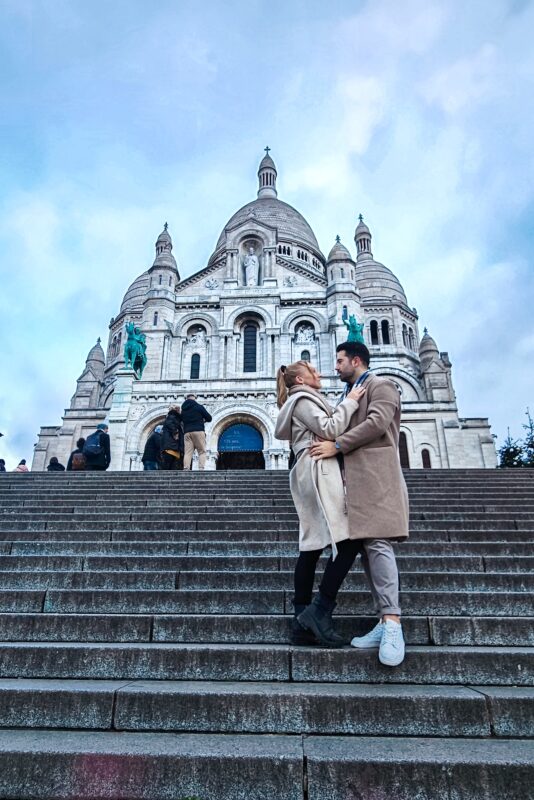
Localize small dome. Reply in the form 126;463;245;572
258;153;277;172
152;250;178;270
355;260;407;304
119;271;149;314
327;237;353;263
156;223;172;244
355;215;370;236
419;328;439;356
86;338;105;364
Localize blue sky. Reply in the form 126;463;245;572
1;0;533;468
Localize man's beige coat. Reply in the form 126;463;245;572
274;385;359;553
336;373;409;540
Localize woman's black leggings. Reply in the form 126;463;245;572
293;539;361;608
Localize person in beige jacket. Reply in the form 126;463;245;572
275;360;366;647
309;340;409;667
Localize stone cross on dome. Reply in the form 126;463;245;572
335;235;341;243
264;146;271;156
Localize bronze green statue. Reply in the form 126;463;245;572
124;321;147;378
343;313;365;344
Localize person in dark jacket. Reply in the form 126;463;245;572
67;438;86;471
182;394;212;470
47;456;65;472
160;408;184;470
0;459;6;472
83;423;111;471
142;425;163;470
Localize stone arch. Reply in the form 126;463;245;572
208;406;274;452
419;441;438;468
177;312;218;338
282;308;328;335
229;306;271;332
372;369;425;401
126;404;170;454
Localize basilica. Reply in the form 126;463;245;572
33;151;497;470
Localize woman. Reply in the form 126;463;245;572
14;459;29;473
46;457;65;472
160;407;184;470
275;360;365;647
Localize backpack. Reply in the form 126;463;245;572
83;431;103;457
71;451;86;471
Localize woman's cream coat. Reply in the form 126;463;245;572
274;385;359;554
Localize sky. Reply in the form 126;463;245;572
0;0;533;468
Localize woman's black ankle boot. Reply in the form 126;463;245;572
297;595;346;648
291;603;318;646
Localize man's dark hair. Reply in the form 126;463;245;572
76;438;85;449
336;341;371;366
186;394;196;399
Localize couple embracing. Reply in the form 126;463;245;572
275;340;409;667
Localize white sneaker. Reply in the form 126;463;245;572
350;621;383;649
378;620;405;667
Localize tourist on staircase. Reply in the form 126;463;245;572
181;394;212;470
46;456;65;472
142;425;163;470
160;407;184;470
309;341;409;667
83;423;111;471
66;438;86;471
275;360;366;647
14;459;29;472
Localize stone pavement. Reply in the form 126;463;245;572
0;469;533;799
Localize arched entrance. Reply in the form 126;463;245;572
217;423;265;470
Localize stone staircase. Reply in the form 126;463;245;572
0;469;533;799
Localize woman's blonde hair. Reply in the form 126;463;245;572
276;361;316;408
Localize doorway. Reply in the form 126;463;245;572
217;423;265;470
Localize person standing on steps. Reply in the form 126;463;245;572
142;425;163;471
67;438;86;471
83;423;111;471
14;459;29;472
309;341;409;667
181;395;212;470
160;407;184;471
275;360;366;647
46;456;65;472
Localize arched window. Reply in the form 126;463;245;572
190;353;200;379
408;327;415;350
301;350;311;362
153;312;158;326
159;274;162;285
402;324;408;346
399;432;410;469
243;324;257;372
381;320;390;345
370;320;379;345
422;449;432;469
168;275;172;286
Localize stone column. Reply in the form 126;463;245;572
108;368;136;470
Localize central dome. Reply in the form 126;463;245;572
214;197;322;255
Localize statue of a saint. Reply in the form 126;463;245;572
343;314;365;344
124;322;148;378
243;246;259;286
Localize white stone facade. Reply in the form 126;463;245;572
33;153;497;471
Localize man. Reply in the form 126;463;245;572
308;341;409;667
83;423;111;471
181;395;212;470
142;425;163;470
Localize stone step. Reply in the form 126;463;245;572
0;729;532;800
1;569;531;592
1;554;510;573
17;587;532;616
7;539;534;557
0;613;532;647
0;642;531;684
303;735;534;800
3;678;531;737
0;729;304;800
